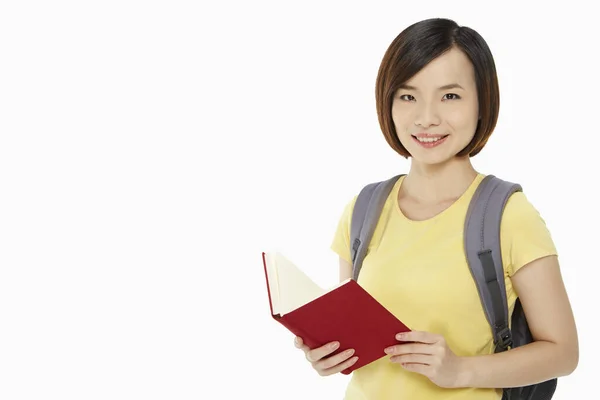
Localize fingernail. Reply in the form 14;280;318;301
384;347;393;354
350;356;358;364
345;349;355;356
396;333;405;340
329;341;339;350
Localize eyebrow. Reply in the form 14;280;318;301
399;83;465;91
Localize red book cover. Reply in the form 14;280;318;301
262;252;411;375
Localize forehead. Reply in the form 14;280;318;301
404;47;476;89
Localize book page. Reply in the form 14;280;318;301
264;252;281;314
271;252;325;316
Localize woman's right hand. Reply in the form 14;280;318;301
294;336;359;376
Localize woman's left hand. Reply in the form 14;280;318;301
385;330;467;388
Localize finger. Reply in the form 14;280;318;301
319;356;359;376
314;348;355;371
396;331;440;344
390;353;433;365
401;362;430;377
294;337;309;353
306;341;340;362
385;342;434;356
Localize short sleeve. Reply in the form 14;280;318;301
330;196;357;264
500;191;558;277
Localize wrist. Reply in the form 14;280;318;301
454;356;474;388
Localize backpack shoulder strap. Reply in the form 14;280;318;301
464;174;522;352
350;174;404;281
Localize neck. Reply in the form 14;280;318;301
400;156;478;204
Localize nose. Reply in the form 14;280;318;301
414;102;441;128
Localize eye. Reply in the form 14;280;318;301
399;94;415;101
443;93;461;100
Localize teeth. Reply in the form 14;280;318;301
416;136;444;143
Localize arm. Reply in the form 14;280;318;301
458;254;579;388
388;193;579;389
387;255;579;389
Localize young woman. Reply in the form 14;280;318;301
293;18;579;400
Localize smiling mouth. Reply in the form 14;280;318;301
412;134;449;143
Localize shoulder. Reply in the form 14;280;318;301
496;181;557;275
474;175;544;226
343;174;403;215
335;173;405;229
339;194;358;226
501;188;545;228
496;177;551;237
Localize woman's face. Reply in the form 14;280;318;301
391;47;480;166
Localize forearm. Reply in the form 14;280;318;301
457;340;577;389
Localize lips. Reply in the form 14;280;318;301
412;133;448;139
411;134;449;148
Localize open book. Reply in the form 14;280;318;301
262;251;411;374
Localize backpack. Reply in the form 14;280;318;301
349;174;557;400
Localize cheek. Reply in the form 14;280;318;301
391;109;411;132
446;109;478;132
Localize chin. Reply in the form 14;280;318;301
404;146;455;166
402;137;469;167
411;155;456;167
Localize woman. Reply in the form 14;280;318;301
293;18;579;400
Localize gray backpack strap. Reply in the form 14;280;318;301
350;174;404;281
464;174;522;353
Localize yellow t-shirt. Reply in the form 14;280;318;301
330;173;557;400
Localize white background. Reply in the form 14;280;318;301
0;1;597;399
